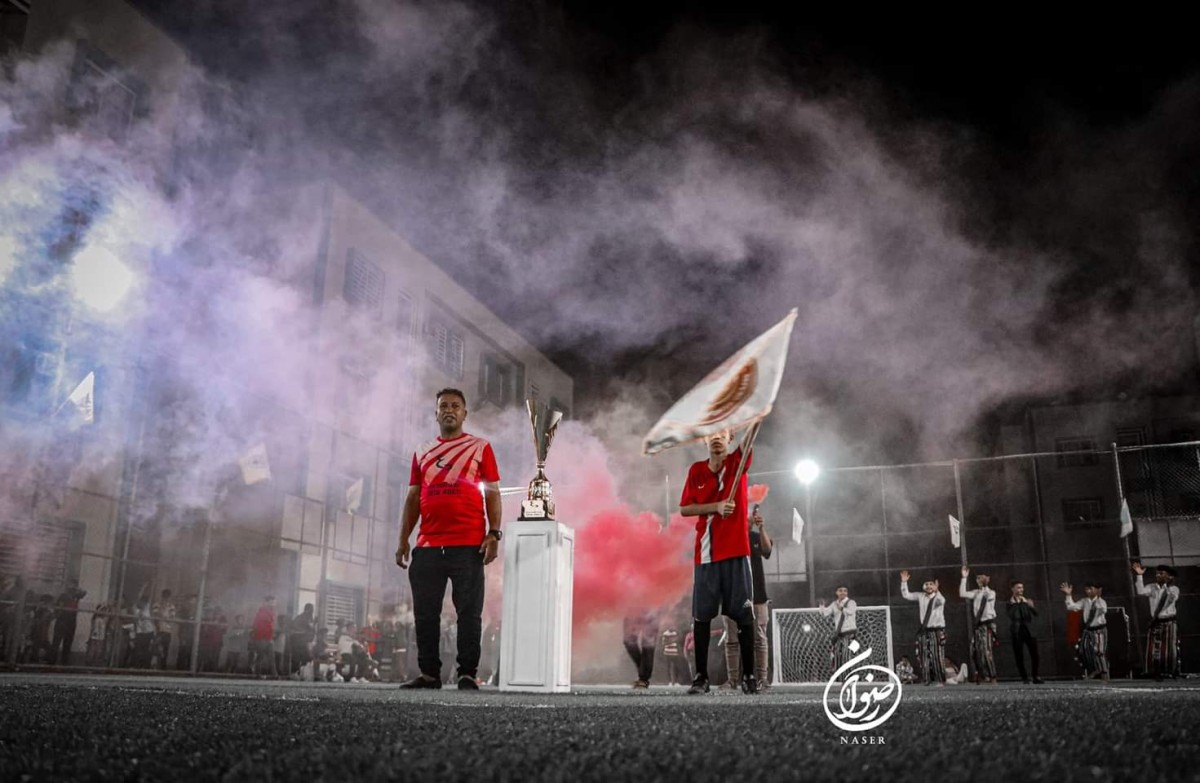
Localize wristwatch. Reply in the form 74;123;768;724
487;529;503;542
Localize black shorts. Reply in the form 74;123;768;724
692;558;754;625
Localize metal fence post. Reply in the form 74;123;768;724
190;486;221;675
5;580;28;664
1111;441;1141;678
953;460;973;675
880;469;892;606
1030;455;1058;677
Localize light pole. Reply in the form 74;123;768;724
67;242;138;663
794;459;820;607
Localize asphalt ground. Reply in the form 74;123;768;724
2;675;1200;782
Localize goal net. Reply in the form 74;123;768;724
771;606;894;684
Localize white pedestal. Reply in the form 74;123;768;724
499;519;574;693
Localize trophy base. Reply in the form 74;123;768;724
519;499;554;521
499;519;574;693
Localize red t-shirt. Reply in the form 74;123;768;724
251;606;275;642
410;433;500;547
679;447;752;564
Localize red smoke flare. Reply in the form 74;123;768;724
747;483;770;505
571;510;693;632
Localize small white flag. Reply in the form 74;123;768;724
1119;498;1133;538
64;372;95;425
792;508;804;546
346;477;364;515
239;443;271;485
949;514;961;549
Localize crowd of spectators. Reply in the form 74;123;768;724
1;576;417;683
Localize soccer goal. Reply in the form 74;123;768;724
771;606;894;685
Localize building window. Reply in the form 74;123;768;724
1;340;57;419
0;1;30;60
343;249;385;316
426;319;464;380
1062;498;1105;525
70;44;144;142
479;354;514;408
1056;437;1098;468
321;582;363;636
1116;428;1145;448
396;291;415;337
0;519;84;588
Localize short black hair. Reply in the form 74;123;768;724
436;388;467;406
1009;580;1024;589
836;585;849;592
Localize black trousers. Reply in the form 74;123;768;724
1011;626;1039;680
409;546;485;680
624;639;656;682
51;616;77;665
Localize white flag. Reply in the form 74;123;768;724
792;507;804;546
239;443;271;485
948;514;961;549
643;309;797;455
346;477;364;515
1119;499;1133;538
64;372;95;425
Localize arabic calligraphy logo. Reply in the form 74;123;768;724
823;640;903;733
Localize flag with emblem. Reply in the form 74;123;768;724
642;309;798;455
949;514;961;549
792;507;804;546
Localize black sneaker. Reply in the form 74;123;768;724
687;676;710;695
741;675;759;695
457;676;480;690
400;674;442;690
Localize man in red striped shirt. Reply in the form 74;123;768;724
395;388;502;690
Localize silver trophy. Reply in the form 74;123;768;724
520;400;563;520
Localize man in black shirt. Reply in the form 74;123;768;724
1007;580;1042;684
722;506;773;691
51;581;87;665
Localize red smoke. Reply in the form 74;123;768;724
482;424;697;642
748;483;770;505
548;426;694;636
571;510;693;632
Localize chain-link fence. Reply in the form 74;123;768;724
2;440;1197;682
750;441;1199;681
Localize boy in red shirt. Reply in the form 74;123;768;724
679;430;757;694
250;596;277;678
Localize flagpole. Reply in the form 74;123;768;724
724;420;762;501
663;474;671;531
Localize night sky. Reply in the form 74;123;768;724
129;1;1200;461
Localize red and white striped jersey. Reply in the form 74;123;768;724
410;433;499;547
